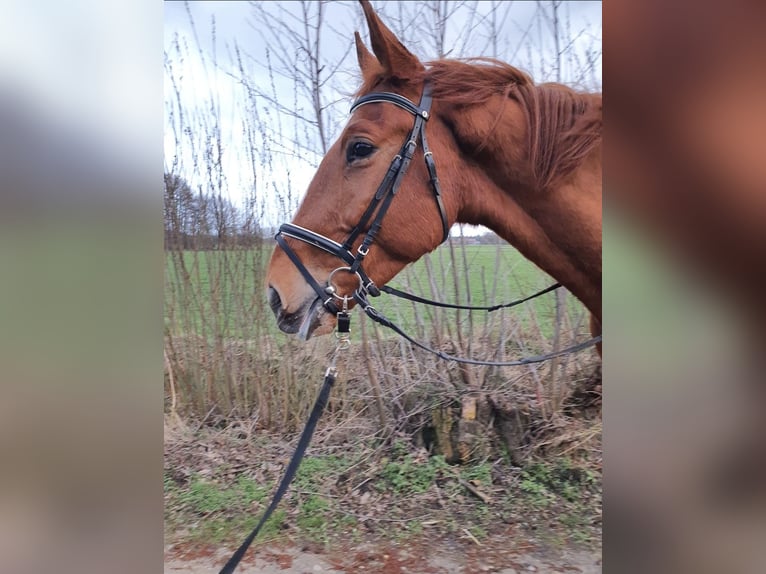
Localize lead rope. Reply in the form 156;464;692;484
218;305;350;574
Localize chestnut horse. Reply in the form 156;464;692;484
266;0;601;350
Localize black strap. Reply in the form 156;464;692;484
218;370;337;574
380;282;562;312
275;234;340;314
420;114;450;243
278;224;380;298
279;224;356;265
355;292;601;366
351;91;422;116
341;154;403;251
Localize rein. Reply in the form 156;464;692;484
380;281;561;312
369;282;603;363
354;289;601;366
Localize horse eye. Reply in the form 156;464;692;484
346;141;375;163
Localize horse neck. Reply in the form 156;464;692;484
445;96;602;320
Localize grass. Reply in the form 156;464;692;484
164;438;601;550
384;242;585;339
381;451;449;494
296;494;331;539
163;238;592;425
164;472;285;544
294;455;350;490
513;458;601;545
164;247;272;339
165;241;587;341
519;460;598;504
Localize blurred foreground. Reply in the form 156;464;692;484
1;0;765;573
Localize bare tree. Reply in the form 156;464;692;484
234;1;355;157
375;0;493;59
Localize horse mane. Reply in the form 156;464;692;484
358;58;601;191
427;58;601;190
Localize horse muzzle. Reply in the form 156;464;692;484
267;286;328;340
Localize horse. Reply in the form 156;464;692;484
265;0;601;353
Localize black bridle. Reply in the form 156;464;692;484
274;82;449;315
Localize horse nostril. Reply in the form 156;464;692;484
267;285;282;314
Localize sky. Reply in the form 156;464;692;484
164;1;602;233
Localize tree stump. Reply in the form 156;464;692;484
429;394;492;464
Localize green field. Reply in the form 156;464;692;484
165;241;587;341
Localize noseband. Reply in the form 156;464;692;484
275;82;449;315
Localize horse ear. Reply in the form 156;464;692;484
354;31;382;79
359;0;424;79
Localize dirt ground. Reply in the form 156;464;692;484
165;534;601;574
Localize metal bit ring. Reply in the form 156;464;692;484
325;266;363;301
